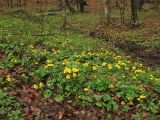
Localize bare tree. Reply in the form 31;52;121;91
79;0;84;12
119;0;126;25
103;0;111;24
57;0;65;10
6;0;13;8
131;0;138;26
139;0;144;11
61;0;67;31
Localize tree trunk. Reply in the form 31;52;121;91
131;0;138;26
61;0;67;31
79;0;84;12
139;0;144;11
103;0;111;24
119;0;126;25
65;0;76;14
6;0;13;8
57;0;64;10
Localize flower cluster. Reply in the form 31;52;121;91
6;75;12;82
33;82;44;90
45;60;54;68
64;67;79;80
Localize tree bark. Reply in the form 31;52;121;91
61;0;67;31
131;0;138;26
79;0;84;12
103;0;111;24
65;0;76;14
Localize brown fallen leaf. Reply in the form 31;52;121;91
58;111;64;120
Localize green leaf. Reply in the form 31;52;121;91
43;89;52;99
55;95;63;103
46;80;54;88
96;102;103;108
36;67;48;78
94;95;102;100
103;95;111;101
0;76;3;82
67;100;72;103
0;76;4;86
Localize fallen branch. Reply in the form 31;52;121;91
36;12;57;16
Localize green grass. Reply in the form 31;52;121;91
0;12;160;119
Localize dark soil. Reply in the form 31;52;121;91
89;27;160;67
115;41;160;67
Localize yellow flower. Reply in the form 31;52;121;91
6;75;11;82
46;60;51;63
62;59;69;65
127;97;131;101
149;75;154;80
108;83;114;88
125;67;129;70
92;66;97;71
115;63;121;69
116;55;121;58
135;69;144;73
139;95;146;99
66;74;71;80
96;53;100;57
108;64;112;70
33;84;38;90
47;63;54;67
129;101;134;105
73;73;77;78
137;95;146;102
132;66;136;70
30;45;34;48
84;88;89;92
139;63;143;67
127;61;131;63
121;101;125;105
83;62;89;67
102;62;107;66
72;68;79;73
120;62;126;66
39;82;44;88
118;61;122;64
137;98;141;101
13;59;17;63
64;67;72;74
106;51;109;54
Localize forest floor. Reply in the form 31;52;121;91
64;10;160;67
0;8;160;120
